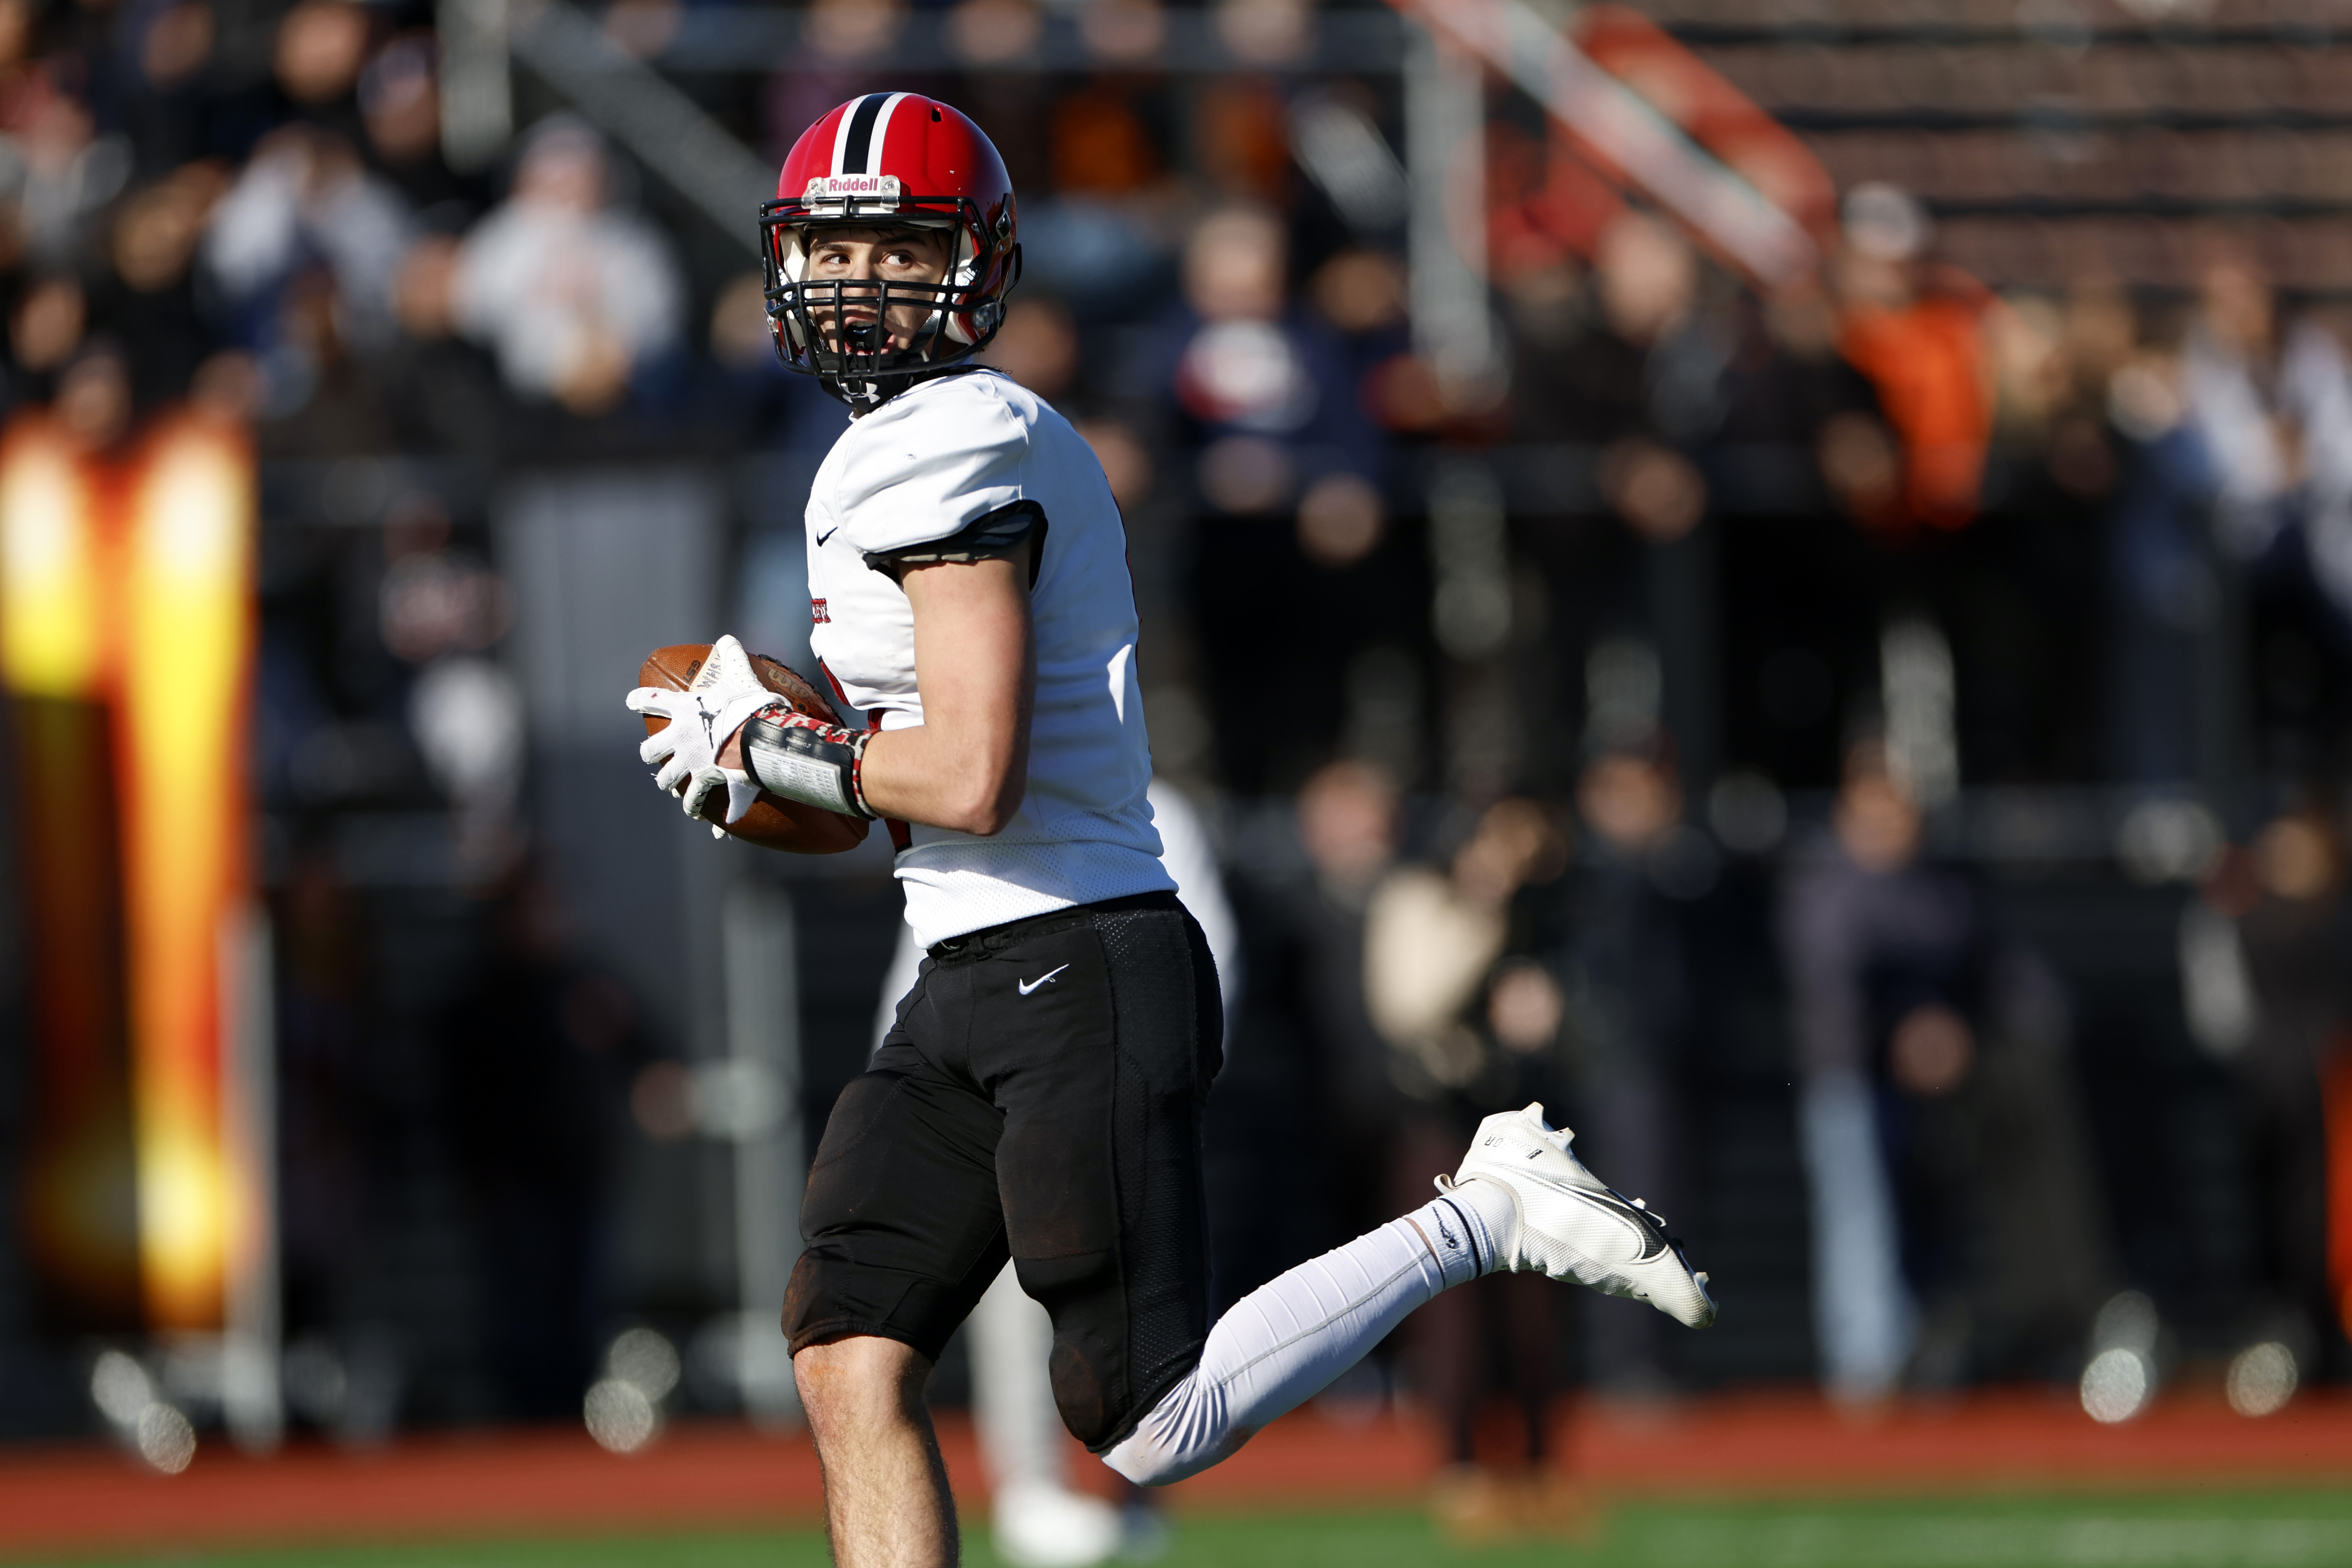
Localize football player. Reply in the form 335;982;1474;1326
626;94;1716;1567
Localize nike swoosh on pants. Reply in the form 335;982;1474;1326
1017;964;1070;996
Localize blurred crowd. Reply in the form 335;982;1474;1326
2;0;2349;1501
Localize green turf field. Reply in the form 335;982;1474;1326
20;1491;2352;1568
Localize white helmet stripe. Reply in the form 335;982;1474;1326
829;95;871;177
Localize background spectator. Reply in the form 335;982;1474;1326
449;115;680;416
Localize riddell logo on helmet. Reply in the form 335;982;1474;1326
804;175;903;203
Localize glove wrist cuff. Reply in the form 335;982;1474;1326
845;729;876;819
744;712;877;820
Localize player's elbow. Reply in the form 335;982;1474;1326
936;767;1025;837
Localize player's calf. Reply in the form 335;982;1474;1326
796;1337;959;1568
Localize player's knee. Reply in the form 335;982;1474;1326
1102;1418;1252;1488
1096;1366;1251;1488
793;1335;928;1439
1102;1434;1184;1488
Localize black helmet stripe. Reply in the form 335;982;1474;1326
838;93;892;177
864;93;909;175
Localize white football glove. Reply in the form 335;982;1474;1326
625;634;784;835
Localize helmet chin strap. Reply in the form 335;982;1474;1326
809;276;968;411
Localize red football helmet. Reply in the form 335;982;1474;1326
761;93;1021;410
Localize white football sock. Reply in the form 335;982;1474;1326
1442;1175;1515;1267
1102;1192;1493;1487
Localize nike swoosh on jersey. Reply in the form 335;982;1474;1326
816;525;840;546
1017;964;1070;996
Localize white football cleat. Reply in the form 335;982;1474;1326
990;1480;1123;1568
1440;1102;1717;1329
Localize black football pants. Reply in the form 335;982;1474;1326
781;889;1223;1452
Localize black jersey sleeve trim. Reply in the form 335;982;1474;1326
864;499;1046;586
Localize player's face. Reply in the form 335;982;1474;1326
802;227;954;355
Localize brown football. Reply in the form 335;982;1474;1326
638;643;870;855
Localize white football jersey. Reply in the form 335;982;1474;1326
804;367;1172;947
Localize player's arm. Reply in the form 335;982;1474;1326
857;540;1034;834
729;535;1034;834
